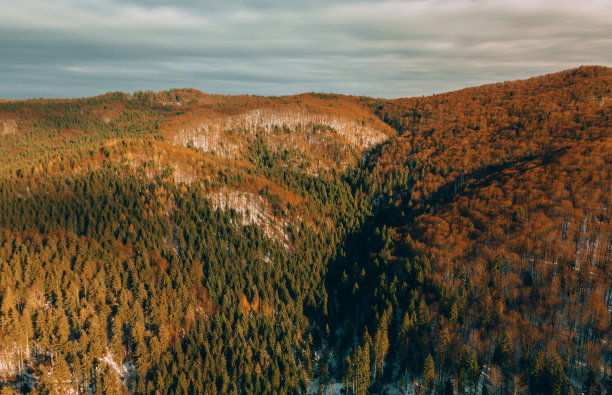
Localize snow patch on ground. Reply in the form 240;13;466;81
0;345;32;377
100;351;122;377
100;351;137;390
308;381;344;395
0;119;18;136
383;381;415;395
207;188;290;247
173;108;387;158
0;352;17;377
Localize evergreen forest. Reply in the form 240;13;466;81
0;66;610;394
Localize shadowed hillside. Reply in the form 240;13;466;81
328;65;611;394
0;66;610;394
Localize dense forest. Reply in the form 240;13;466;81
0;66;610;394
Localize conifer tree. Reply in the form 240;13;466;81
423;354;435;393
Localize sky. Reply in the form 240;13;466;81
1;0;611;99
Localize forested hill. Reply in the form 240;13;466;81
329;65;611;394
0;66;610;394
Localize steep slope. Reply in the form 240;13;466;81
0;67;609;394
0;90;390;393
0;92;393;245
162;93;391;171
329;66;611;394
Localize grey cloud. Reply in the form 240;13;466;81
0;0;610;99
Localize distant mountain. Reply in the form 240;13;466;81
0;66;609;394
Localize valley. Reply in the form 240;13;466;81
0;66;610;394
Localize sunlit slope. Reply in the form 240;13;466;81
330;66;611;393
0;67;609;393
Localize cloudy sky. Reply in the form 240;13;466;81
1;0;611;99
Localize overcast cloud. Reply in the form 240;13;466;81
1;0;610;99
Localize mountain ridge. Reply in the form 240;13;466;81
0;66;610;394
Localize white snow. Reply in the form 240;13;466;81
173;108;387;160
207;187;291;247
100;351;136;390
0;119;18;136
308;381;344;395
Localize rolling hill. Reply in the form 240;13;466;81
0;66;610;394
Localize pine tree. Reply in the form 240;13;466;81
356;341;371;395
423;354;435;393
544;354;568;395
372;314;390;380
467;349;480;392
98;364;123;395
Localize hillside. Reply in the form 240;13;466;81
0;66;610;394
330;65;611;393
